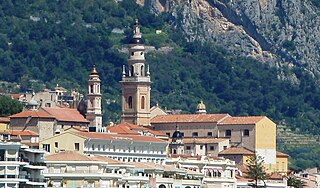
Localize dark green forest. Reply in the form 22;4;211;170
0;0;319;170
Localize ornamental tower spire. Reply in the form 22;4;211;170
86;65;103;129
121;19;151;126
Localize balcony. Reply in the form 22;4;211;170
121;77;150;82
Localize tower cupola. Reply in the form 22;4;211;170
196;100;207;114
121;19;151;126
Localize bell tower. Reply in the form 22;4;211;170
121;19;151;126
86;65;103;129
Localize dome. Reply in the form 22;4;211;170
172;130;183;139
197;100;206;110
90;65;99;76
28;99;38;106
129;37;144;45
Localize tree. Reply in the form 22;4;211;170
0;95;23;116
286;175;305;188
246;155;269;187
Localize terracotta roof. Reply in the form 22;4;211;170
10;110;55;119
145;128;167;137
276;151;289;157
11;94;23;100
106;122;167;137
218;116;266;125
218;147;254;155
269;173;283;179
45;151;93;161
42;107;89;123
76;131;167;143
0;117;10;123
89;155;125;165
64;126;88;132
106;123;140;135
151;114;230;123
182;137;228;144
10;130;38;136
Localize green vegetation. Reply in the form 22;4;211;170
0;0;319;170
286;175;305;188
245;155;268;187
0;95;23;116
282;40;296;51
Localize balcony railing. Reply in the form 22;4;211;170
122;77;150;82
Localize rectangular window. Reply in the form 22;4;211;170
243;129;250;136
210;146;215;150
207;132;213;137
224;146;227;150
54;142;58;148
225;130;232;137
200;145;203;150
74;143;80;151
186;146;191;150
43;144;50;152
192;132;198;137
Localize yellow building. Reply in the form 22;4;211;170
218;147;288;174
0;117;10;131
218;116;277;170
40;131;86;154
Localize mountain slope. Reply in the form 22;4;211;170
0;0;320;169
140;0;319;82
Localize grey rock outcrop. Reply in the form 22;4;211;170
137;0;319;82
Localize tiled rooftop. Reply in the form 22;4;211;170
10;110;55;119
42;107;89;123
151;114;230;123
218;147;254;155
106;122;167;137
77;131;167;143
219;116;266;125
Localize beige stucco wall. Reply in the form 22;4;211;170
255;117;276;150
218;124;256;151
40;132;86;154
153;122;218;138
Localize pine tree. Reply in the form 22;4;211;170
246;155;269;187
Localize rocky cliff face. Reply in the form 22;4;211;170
138;0;319;82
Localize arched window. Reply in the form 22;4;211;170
141;65;144;76
128;96;133;109
141;96;145;109
130;65;134;76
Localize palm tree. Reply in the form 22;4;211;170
286;175;305;188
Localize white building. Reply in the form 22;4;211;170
166;155;237;188
79;131;168;163
0;134;47;188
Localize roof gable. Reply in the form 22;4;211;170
40;131;87;142
218;147;255;155
41;107;89;123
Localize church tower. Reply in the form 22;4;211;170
86;65;103;129
121;19;151;126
